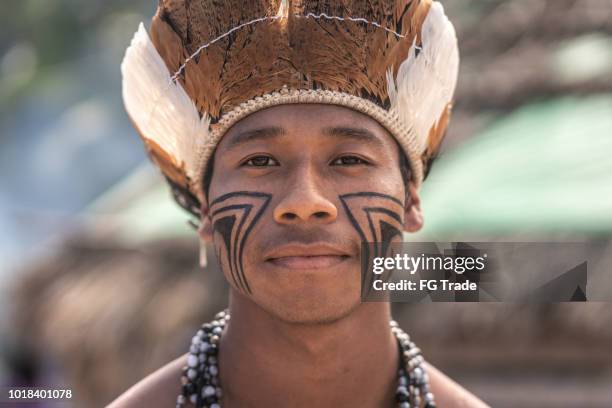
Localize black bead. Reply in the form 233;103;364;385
396;393;409;403
425;404;436;408
183;383;195;395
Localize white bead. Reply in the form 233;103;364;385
200;342;210;352
413;367;423;379
209;365;218;375
187;368;197;380
211;404;220;408
187;354;198;367
191;335;201;345
189;394;197;404
203;385;216;396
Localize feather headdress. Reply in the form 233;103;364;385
121;0;459;213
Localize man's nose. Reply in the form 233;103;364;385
273;175;338;225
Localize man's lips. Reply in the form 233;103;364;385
264;244;352;270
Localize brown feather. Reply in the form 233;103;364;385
150;0;433;120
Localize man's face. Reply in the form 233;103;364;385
202;104;422;323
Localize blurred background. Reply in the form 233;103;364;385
1;0;612;407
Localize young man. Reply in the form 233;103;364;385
112;0;489;406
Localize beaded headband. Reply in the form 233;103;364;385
121;0;459;212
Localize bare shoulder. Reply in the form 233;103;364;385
106;353;187;408
424;362;490;408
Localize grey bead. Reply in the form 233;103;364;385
209;365;219;375
187;369;197;380
399;403;410;408
187;354;198;368
210;404;220;408
212;327;223;335
203;385;216;397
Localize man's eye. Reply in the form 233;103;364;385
243;155;279;167
331;155;370;166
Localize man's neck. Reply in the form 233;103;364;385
219;292;399;408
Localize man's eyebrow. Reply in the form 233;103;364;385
322;126;385;148
225;127;286;149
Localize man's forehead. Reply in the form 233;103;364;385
220;104;394;150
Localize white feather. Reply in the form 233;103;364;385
121;23;209;183
388;2;459;153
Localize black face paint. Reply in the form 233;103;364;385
339;192;404;290
210;191;272;294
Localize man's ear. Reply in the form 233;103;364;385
198;203;214;242
403;182;424;233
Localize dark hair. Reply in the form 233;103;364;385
202;153;216;205
398;148;412;189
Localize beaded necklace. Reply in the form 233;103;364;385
177;310;436;408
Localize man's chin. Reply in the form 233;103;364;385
239;259;363;324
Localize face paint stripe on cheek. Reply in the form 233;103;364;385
339;192;404;293
210;191;272;294
212;206;250;291
339;191;404;206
